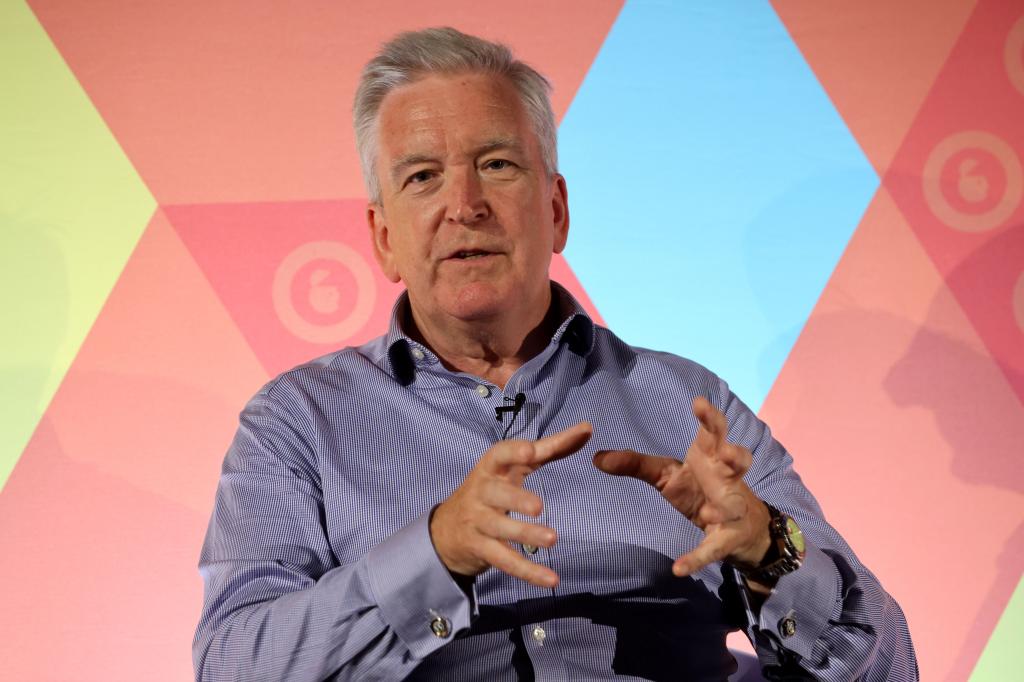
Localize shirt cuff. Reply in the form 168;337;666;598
751;542;841;663
365;510;477;660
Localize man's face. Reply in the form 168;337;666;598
367;71;568;327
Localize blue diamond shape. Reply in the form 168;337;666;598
558;0;877;411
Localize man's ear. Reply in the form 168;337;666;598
551;174;570;254
367;203;402;283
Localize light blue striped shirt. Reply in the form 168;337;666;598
195;284;917;680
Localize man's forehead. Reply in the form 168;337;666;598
391;134;526;161
383;70;516;106
376;72;530;153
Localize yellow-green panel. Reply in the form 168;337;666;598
970;574;1024;681
0;1;155;490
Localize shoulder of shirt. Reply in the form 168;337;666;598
589;325;728;399
247;335;392;405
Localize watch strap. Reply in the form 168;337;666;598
739;503;805;584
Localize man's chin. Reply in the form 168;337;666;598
443;299;508;323
442;283;520;322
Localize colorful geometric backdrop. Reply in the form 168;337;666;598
1;1;1021;679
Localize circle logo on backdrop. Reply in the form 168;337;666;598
1006;16;1024;97
272;241;377;344
922;131;1023;233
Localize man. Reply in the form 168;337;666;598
194;27;917;681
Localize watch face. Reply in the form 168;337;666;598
786;516;806;554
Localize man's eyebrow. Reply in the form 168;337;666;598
388;139;525;184
390;154;438;184
474;138;523;156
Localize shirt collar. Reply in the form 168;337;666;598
383;281;595;384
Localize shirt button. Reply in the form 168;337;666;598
531;625;546;645
522;543;538;555
475;384;490;398
411;347;425;361
430;615;451;639
778;615;797;639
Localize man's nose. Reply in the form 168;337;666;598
444;168;490;224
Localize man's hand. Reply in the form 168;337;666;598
592;397;771;582
430;421;593;589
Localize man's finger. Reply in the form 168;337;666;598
480;538;559;588
477;514;557;549
486;439;537;473
486;422;592;476
673;532;733;577
531;421;593;467
481;479;544;517
692;397;728;443
719;443;752;475
592;449;677;488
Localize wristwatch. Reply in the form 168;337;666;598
741;503;806;584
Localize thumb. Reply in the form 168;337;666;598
593;449;676;487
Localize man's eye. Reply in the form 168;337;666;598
484;159;513;171
407;170;434;185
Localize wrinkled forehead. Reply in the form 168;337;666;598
375;71;537;160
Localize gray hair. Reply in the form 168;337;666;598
353;27;558;203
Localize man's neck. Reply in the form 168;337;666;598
405;288;561;390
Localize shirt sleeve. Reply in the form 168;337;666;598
715;380;919;681
193;384;476;682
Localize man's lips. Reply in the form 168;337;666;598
443;248;502;260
